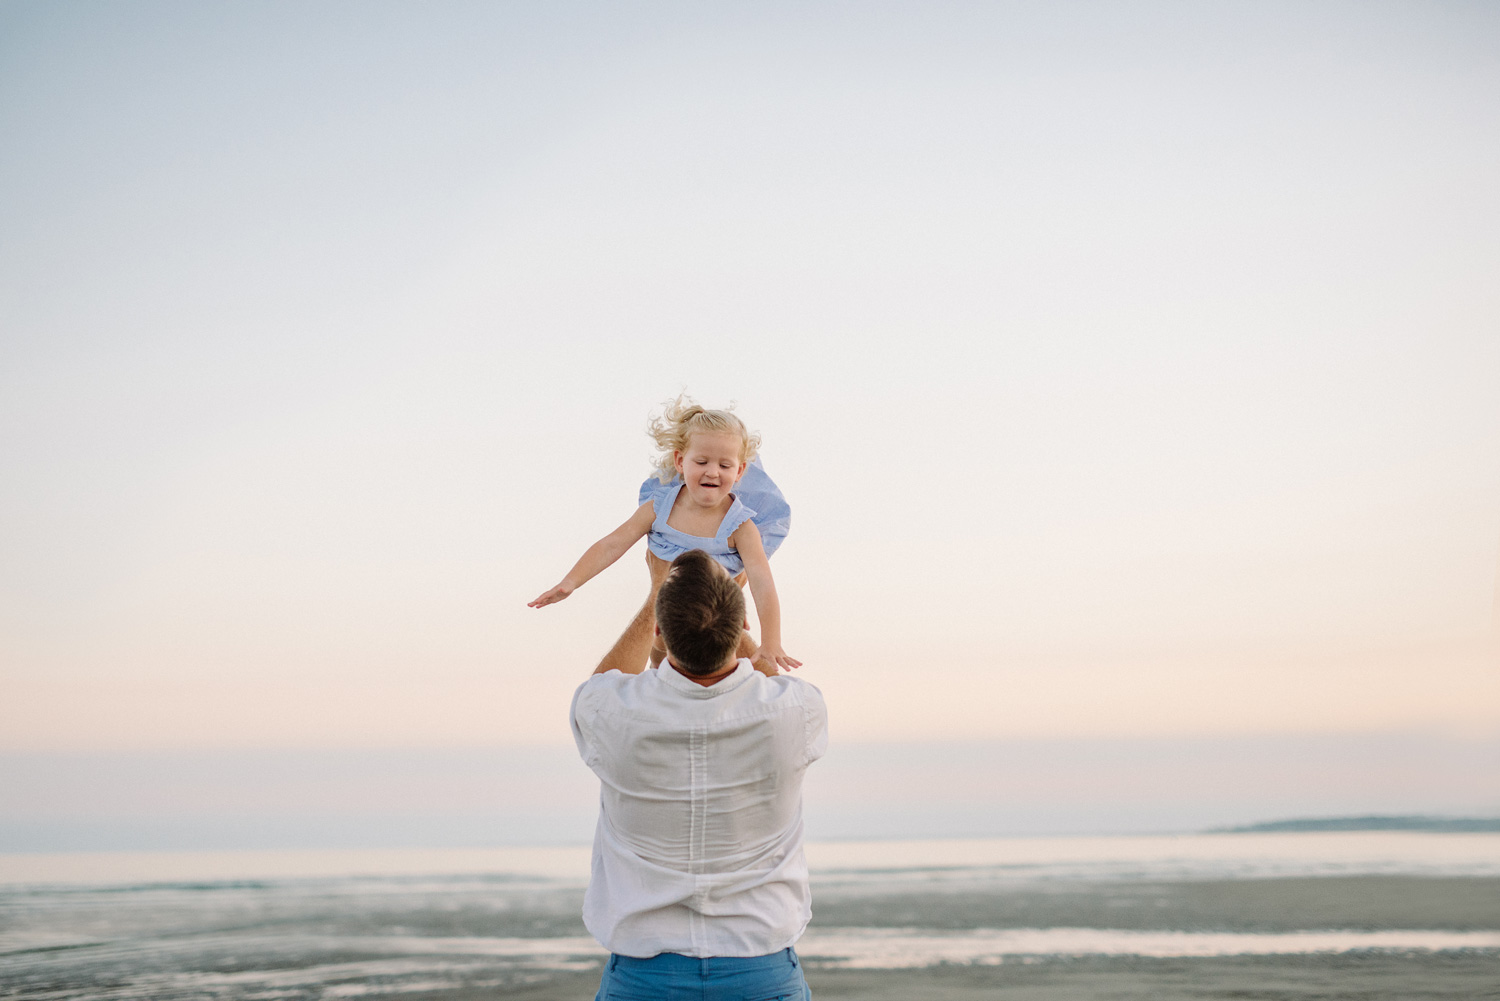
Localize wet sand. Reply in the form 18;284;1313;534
811;874;1500;931
816;953;1500;1000
493;953;1500;1001
402;876;1500;1000
4;874;1495;1000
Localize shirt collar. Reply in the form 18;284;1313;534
653;658;755;697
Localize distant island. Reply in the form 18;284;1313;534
1214;815;1500;834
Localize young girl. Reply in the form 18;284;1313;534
529;396;799;675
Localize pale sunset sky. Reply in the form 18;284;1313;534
3;0;1498;759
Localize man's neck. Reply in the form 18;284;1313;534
667;656;739;687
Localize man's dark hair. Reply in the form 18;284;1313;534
655;550;745;675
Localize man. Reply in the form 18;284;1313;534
571;549;828;1000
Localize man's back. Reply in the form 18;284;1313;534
572;660;828;959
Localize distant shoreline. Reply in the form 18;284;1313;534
1214;815;1500;834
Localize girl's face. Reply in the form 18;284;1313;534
674;431;747;505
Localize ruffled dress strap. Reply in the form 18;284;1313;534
716;494;756;542
638;474;675;512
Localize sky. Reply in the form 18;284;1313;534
2;0;1499;786
3;733;1497;850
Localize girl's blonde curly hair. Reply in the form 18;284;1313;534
648;393;761;484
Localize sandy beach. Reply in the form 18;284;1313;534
515;876;1500;1000
4;867;1496;1000
811;874;1500;932
492;953;1500;1001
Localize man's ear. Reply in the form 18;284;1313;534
654;624;662;636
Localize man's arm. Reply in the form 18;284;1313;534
592;550;672;676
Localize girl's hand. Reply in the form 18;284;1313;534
753;643;802;674
528;582;575;608
531;502;655;610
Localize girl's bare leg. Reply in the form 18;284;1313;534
595;552;672;675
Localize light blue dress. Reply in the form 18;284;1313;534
637;457;791;576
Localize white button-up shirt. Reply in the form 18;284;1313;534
570;659;828;958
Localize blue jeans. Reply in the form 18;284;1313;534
593;947;811;1001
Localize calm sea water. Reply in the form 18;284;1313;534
2;833;1497;998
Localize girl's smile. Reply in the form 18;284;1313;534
674;431;748;508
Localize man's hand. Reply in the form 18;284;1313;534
528;582;575;608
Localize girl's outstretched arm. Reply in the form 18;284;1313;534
732;521;801;673
529;501;655;607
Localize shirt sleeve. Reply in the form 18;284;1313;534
799;681;829;767
570;677;604;769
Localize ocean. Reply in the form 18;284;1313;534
2;832;1498;1000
